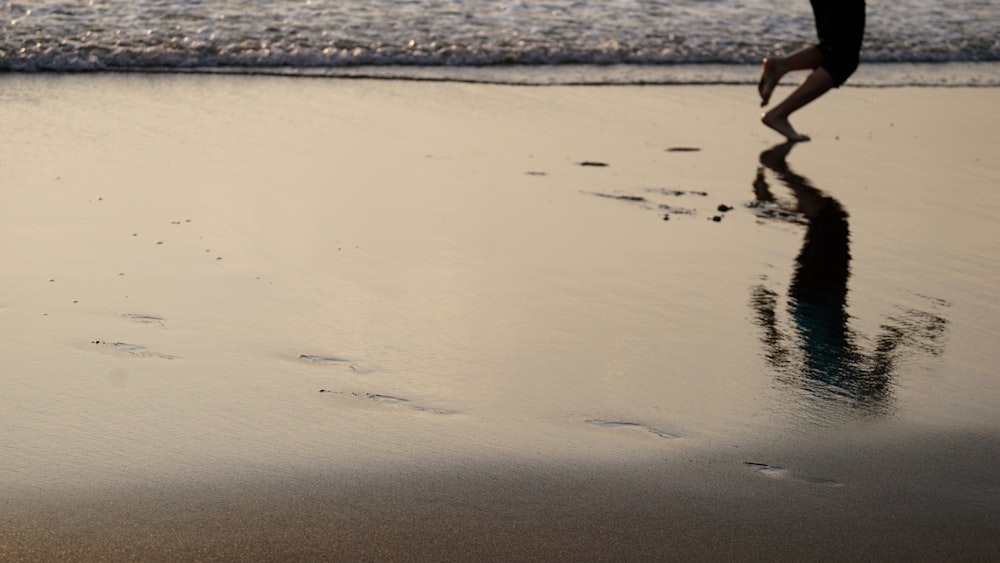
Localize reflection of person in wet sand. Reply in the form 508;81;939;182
750;142;948;415
758;0;866;142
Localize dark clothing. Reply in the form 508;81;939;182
811;0;865;86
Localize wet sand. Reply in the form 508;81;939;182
1;75;999;560
4;430;999;561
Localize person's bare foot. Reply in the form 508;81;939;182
762;111;810;142
758;58;782;107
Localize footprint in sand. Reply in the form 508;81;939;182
318;390;454;415
651;189;709;197
90;340;178;360
299;354;350;364
298;354;373;373
583;188;721;222
743;461;843;487
360;393;454;414
120;313;167;327
585;419;680;439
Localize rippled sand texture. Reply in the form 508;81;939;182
1;75;999;560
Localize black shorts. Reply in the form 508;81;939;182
810;0;866;86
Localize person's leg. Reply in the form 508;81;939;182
759;0;863;142
758;45;824;107
761;67;835;142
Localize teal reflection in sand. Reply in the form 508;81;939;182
749;142;949;418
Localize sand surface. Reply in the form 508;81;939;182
2;74;999;560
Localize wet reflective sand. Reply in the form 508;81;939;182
1;76;998;560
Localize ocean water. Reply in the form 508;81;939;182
2;0;999;85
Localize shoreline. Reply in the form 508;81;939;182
3;61;999;87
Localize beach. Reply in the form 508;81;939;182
2;74;999;560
